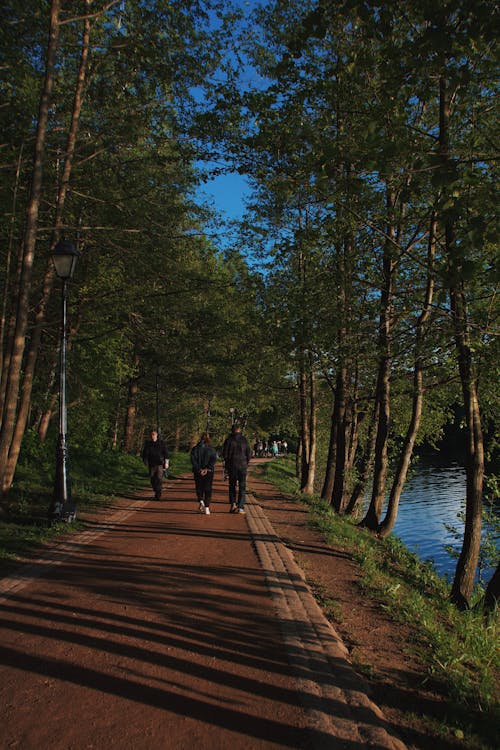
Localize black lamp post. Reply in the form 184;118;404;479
49;239;79;522
155;365;161;438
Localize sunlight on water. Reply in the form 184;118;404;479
365;463;499;583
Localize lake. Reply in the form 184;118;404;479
367;461;499;585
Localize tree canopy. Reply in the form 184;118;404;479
0;0;498;608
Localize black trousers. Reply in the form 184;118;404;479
149;464;164;499
228;467;247;508
194;470;214;505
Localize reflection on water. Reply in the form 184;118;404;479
366;463;499;583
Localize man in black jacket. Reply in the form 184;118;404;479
222;424;251;514
142;430;169;500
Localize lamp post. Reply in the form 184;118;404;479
229;407;235;427
155;365;161;438
49;239;79;522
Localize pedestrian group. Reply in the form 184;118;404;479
142;423;283;515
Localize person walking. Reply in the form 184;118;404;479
141;429;169;500
190;432;217;514
222;424;251;514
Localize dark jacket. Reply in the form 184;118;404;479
142;438;169;467
222;432;251;471
190;442;217;474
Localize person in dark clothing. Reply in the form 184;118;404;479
141;430;169;500
222;424;251;514
190;432;217;514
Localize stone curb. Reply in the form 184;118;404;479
245;494;407;750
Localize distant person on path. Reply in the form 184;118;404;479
190;432;217;514
141;429;169;500
222;424;251;514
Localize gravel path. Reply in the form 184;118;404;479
0;465;406;749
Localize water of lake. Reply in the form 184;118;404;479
366;462;499;585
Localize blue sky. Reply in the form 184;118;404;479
198;171;251;221
193;1;262;239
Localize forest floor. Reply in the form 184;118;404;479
0;459;493;750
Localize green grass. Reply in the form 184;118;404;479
254;456;500;749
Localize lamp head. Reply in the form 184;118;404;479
52;240;80;280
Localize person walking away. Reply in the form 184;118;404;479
222;424;251;514
142;429;169;500
190;432;217;514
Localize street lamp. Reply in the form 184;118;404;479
49;239;79;522
229;407;235;426
155;365;161;438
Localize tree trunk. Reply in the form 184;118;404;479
0;0;61;497
483;563;500;615
0;143;25;386
174;424;181;452
346;401;378;516
448;282;484;609
123;369;140;454
331;360;348;511
295;438;302;481
361;189;396;529
122;383;138;454
346;394;361;477
302;362;317;495
1;3;92;492
37;393;58;443
298;350;310;489
321;395;337;500
438;76;485;609
378;213;436;537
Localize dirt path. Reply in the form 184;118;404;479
0;463;405;750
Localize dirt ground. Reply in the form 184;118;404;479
0;459;488;750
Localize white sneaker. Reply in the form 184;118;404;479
198;501;205;512
205;507;210;515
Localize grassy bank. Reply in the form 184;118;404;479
255;456;499;748
0;444;191;571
